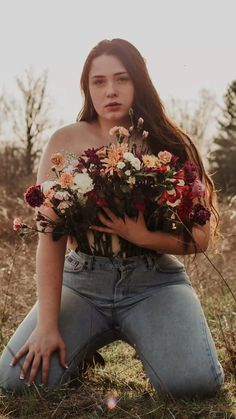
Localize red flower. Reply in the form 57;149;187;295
87;190;108;207
176;195;193;221
134;202;146;213
24;185;45;207
158;188;181;205
173;169;185;180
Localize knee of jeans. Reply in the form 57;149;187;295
152;366;224;400
0;360;27;394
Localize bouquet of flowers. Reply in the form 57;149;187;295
13;114;211;256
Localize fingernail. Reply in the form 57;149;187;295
65;364;69;369
20;374;25;380
9;362;13;367
26;382;31;387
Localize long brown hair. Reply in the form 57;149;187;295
76;38;219;249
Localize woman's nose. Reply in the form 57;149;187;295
106;82;118;97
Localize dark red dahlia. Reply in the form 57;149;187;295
189;203;211;225
24;185;45;207
183;160;198;183
82;148;104;168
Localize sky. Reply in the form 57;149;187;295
0;0;236;132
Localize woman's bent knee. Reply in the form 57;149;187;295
152;365;224;400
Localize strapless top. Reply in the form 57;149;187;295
67;230;159;259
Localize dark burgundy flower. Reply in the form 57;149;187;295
82;148;104;168
183;160;198;183
24;185;45;207
189;203;211;225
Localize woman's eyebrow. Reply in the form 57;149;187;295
91;71;128;79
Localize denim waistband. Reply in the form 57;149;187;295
65;250;162;271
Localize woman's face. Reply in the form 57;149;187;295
88;54;134;124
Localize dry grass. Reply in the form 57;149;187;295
0;186;236;418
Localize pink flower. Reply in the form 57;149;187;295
13;218;23;231
191;179;205;197
142;130;149;139
137;117;144;129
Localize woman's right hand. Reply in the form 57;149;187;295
10;327;68;386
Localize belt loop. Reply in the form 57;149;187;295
144;254;150;269
90;256;95;271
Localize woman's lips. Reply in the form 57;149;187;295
106;104;121;110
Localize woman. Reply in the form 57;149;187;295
0;38;224;399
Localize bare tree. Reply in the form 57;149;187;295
2;68;53;175
166;89;218;164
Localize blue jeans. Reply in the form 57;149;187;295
0;251;224;398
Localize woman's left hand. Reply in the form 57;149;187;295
89;207;149;247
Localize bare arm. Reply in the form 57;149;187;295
11;128;72;385
140;221;210;255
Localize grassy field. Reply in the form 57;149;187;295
0;189;235;418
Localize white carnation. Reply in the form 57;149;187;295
41;180;56;192
123;152;135;162
71;172;94;194
131;157;141;170
125;170;131;176
117;161;126;169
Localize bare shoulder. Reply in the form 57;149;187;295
37;121;92;183
49;121;91;152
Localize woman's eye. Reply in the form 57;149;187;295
94;79;104;85
117;77;129;82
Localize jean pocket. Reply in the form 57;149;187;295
63;253;86;273
154;255;186;274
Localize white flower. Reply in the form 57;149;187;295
62;165;76;174
117;161;126;169
123;152;135;162
130;157;141;170
41;180;57;192
71;172;94;194
125;170;131;176
127;176;136;185
70;158;79;166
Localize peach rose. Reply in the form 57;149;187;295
109;126;130;138
51;153;65;170
59;173;74;188
158;151;172;164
